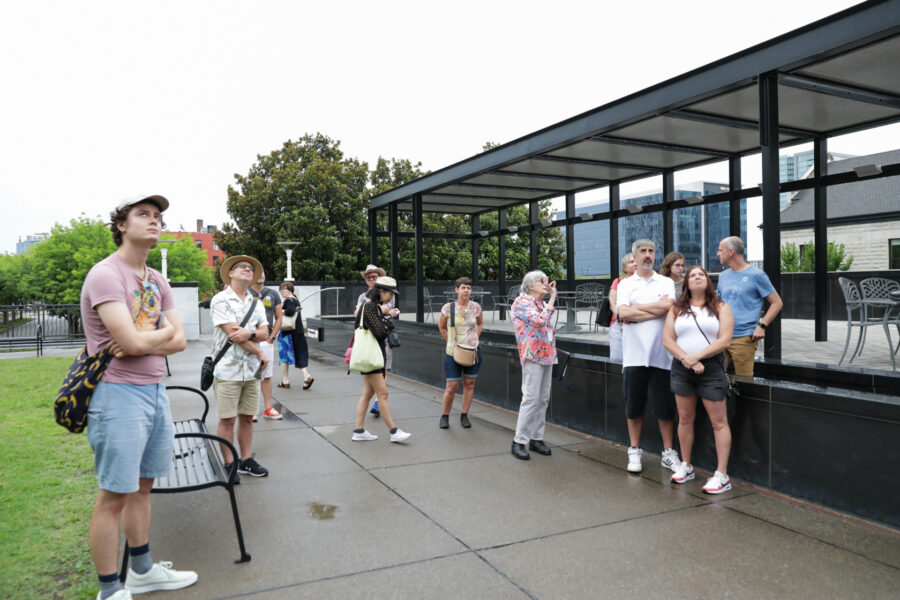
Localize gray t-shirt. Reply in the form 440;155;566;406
250;286;282;329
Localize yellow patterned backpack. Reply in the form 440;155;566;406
54;346;114;433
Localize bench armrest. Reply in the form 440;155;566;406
166;385;210;423
173;431;239;483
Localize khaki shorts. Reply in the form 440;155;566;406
725;336;759;377
214;379;259;419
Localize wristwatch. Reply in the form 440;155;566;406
757;321;767;330
250;330;256;340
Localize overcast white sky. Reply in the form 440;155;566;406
5;0;894;256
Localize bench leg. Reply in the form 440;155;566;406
119;542;130;583
228;484;252;563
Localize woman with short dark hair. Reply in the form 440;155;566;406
662;266;734;494
437;276;484;429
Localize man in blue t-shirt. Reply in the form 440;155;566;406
716;237;783;377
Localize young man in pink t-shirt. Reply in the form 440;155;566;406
81;195;196;599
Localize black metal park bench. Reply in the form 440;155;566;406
119;385;251;579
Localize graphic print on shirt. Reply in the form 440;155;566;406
132;279;161;330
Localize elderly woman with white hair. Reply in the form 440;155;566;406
510;270;558;460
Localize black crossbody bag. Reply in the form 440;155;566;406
200;299;258;391
686;307;739;400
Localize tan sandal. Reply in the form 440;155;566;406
277;382;290;388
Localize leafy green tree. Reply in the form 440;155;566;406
217;133;371;281
0;253;31;304
23;216;117;303
782;241;853;272
146;235;217;300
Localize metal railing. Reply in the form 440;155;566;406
0;304;84;352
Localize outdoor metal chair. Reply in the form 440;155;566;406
574;283;605;330
859;277;900;369
422;288;439;322
493;285;521;322
837;277;885;365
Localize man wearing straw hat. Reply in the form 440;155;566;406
354;264;399;417
210;255;271;479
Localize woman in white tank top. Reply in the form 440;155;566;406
663;266;735;494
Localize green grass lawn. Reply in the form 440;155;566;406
0;357;99;599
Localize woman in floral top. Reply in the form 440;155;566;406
510;270;558;460
438;276;484;429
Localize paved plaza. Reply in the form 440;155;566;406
133;338;898;599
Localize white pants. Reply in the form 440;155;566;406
608;321;623;364
514;361;553;444
259;341;274;379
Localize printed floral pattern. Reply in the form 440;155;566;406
511;294;558;366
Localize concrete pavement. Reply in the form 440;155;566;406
140;340;898;599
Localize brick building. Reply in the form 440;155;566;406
172;220;225;268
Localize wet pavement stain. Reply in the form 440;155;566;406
309;502;338;520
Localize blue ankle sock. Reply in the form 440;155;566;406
129;543;153;574
98;572;122;599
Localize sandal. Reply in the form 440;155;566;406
277;382;290;388
303;377;315;390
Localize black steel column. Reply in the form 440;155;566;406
368;208;377;264
759;72;782;360
662;172;674;254
529;200;539;271
498;209;508;319
389;202;399;278
565;192;575;289
609;184;620;278
472;214;480;283
413;194;424;323
814;136;828;341
729;156;742;238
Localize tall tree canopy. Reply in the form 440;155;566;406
217;133;370;281
219;134;565;283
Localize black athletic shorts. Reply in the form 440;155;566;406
623;366;676;420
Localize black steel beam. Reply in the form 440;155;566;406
565;192;576;289
729;156;742;238
529;201;539;271
472;214;480;283
759;72;782;360
456;182;568;194
814;137;828;342
498;209;508;319
609;184;620;279
495;169;607;184
780;73;900;109
662;172;674;254
596;135;731;158
389;203;399;279
669;109;816;140
368;208;377;264
535;154;663;174
413;194;424;323
426;192;527;204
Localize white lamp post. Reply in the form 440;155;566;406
158;239;176;280
276;241;300;281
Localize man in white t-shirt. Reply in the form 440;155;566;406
616;239;680;474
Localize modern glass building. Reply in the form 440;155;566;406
779;150;854;210
559;182;745;277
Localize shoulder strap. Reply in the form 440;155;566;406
687;306;712;346
211;298;259;367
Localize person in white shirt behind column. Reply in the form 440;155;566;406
615;239;680;474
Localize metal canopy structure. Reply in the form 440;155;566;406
368;0;900;360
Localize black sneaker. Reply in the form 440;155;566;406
439;415;450;429
238;457;269;477
460;414;471;429
223;462;241;485
370;407;380;417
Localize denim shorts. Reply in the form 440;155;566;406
87;381;174;493
444;346;483;381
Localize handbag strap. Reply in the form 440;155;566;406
686;305;726;370
211;298;258;367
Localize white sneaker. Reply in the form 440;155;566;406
702;471;732;494
97;590;132;600
661;448;680;471
671;461;695;484
351;430;378;441
125;561;198;594
390;429;412;443
627;447;643;473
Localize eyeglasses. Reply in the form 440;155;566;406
232;263;255;272
365;275;379;281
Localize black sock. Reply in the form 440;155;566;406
129;542;153;574
442;414;450;417
98;572;122;599
461;412;468;416
353;428;364;433
390;427;398;434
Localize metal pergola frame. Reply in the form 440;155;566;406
367;0;900;360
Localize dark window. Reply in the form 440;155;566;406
890;238;900;270
196;241;203;249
